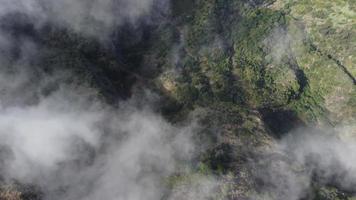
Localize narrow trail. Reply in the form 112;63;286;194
310;43;356;85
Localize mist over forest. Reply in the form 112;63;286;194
0;0;355;200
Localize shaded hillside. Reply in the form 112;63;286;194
0;0;354;200
149;0;356;199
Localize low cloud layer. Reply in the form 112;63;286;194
0;0;169;39
253;127;356;200
0;2;355;200
0;4;197;198
0;59;198;200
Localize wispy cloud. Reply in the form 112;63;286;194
0;0;169;40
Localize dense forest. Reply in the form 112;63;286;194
0;0;355;199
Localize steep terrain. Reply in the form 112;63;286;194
0;0;354;200
150;0;356;199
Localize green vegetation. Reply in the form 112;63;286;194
3;0;354;199
150;0;356;199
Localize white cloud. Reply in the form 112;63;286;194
0;0;168;40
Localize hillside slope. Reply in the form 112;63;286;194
0;0;354;200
